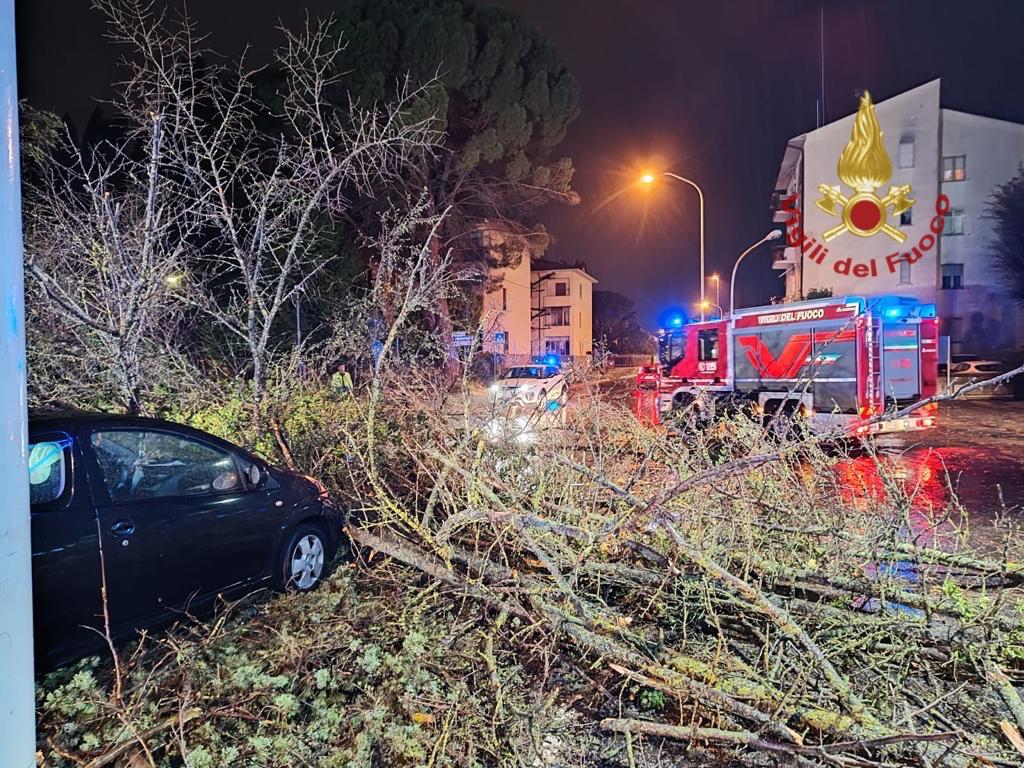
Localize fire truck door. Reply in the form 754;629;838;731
881;324;921;402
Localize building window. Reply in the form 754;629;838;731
554;281;568;297
898;259;911;284
578;284;582;298
899;209;912;226
501;287;507;311
548;306;570;326
943;209;965;235
941;263;964;290
898;137;914;168
942;155;966;182
545;337;569;356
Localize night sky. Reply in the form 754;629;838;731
17;0;1024;325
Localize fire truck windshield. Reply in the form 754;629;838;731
658;330;686;367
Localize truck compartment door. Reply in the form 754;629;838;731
881;324;921;403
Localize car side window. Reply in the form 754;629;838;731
90;429;243;502
29;437;72;507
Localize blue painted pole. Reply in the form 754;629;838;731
0;0;36;763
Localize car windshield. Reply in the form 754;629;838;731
504;366;546;379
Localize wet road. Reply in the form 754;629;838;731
628;388;1024;552
874;400;1024;551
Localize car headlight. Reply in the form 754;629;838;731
489;383;500;393
513;417;536;444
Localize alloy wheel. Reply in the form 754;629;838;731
289;534;325;590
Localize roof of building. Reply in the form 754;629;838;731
530;257;598;283
532;257;587;273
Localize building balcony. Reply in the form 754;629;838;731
771;245;796;270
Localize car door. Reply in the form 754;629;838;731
29;430;106;667
85;426;279;631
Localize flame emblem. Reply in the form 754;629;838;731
816;91;914;243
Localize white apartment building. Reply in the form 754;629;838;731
478;225;596;362
772;79;1024;354
529;258;596;359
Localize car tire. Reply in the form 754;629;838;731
274;523;330;593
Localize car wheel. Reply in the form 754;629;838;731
276;523;329;593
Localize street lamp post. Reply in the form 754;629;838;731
729;230;784;317
641;171;706;321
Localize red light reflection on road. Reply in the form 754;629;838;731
834;448;966;548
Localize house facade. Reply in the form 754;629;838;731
530;258;596;359
478;226;596;363
772;79;1024;355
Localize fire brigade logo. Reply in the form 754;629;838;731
816;91;914;243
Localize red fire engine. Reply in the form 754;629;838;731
650;295;939;436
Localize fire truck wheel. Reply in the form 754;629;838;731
672;392;693;410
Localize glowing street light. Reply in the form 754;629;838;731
639;170;707;320
697;298;723;320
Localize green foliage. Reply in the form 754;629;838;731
19;101;64;176
326;0;580;332
334;0;579;190
37;569;589;767
637;687;666;712
803;287;834;300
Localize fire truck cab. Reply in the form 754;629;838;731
655;295;939;436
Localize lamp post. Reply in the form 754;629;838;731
641;171;706;321
729;230;784;317
0;0;35;764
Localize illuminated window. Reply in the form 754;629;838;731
898;137;914;168
941;263;964;290
548;306;570;326
942;209;965;235
942;155;966;182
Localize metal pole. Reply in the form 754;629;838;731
662;173;705;321
730;231;783;317
0;0;36;763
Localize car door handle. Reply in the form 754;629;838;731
110;520;135;537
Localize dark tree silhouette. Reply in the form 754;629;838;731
593;290;655;355
325;0;581;340
987;168;1024;303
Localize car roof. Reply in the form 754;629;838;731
29;410;199;434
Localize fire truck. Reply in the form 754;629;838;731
651;295;939;436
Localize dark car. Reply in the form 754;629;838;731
28;412;345;669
